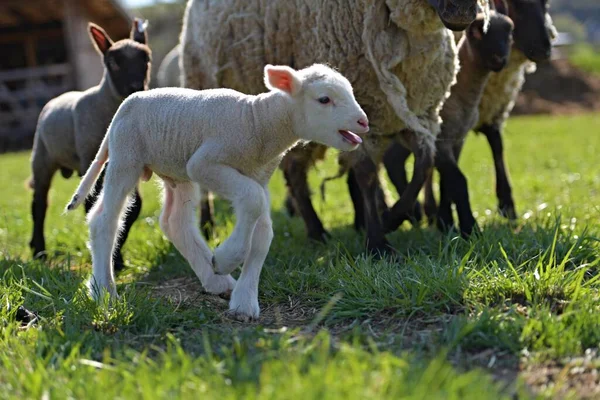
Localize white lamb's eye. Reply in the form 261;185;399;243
318;96;331;104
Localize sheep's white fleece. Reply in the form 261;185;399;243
477;13;557;128
181;0;488;152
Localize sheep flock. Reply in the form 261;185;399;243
27;0;558;321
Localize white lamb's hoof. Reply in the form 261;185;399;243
212;245;245;275
228;290;260;322
87;277;117;302
203;274;236;295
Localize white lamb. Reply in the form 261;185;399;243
65;64;369;320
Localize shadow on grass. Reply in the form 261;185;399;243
6;202;596;369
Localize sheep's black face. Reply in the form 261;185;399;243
428;0;478;31
105;41;152;98
468;13;514;72
503;0;552;62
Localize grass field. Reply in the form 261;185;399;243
569;44;600;77
1;114;599;399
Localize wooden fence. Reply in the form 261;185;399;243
0;63;73;152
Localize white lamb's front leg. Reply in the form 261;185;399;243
186;148;266;275
228;188;273;321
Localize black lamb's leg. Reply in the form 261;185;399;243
479;124;517;220
436;156;477;237
112;187;143;272
30;139;57;259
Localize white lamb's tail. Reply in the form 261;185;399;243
66;136;109;211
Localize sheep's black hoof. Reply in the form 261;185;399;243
499;203;517;220
307;228;330;243
30;243;47;261
366;239;395;260
436;217;456;235
113;252;126;273
15;306;39;326
459;220;480;239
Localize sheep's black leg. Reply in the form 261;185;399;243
281;154;329;242
479;124;517;220
284;189;297;217
84;164;106;214
112;188;143;272
383;141;422;226
436;157;477;237
29;141;57;259
351;154;392;256
347;168;365;231
423;169;437;225
383;132;433;233
349;168;391;232
199;191;214;239
436;170;454;233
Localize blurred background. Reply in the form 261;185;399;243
0;0;598;154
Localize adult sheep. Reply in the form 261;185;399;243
383;0;556;226
181;0;486;254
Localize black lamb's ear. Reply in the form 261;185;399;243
469;19;485;41
131;18;148;44
493;0;509;15
89;23;114;56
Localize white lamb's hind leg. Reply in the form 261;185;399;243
159;183;175;238
160;182;235;294
229;188;273;321
186;149;266;275
87;164;140;300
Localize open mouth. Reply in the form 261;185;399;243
338;130;363;145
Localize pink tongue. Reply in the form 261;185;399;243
339;130;363;145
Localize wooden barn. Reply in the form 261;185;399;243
0;0;132;152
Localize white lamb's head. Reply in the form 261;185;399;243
263;64;369;152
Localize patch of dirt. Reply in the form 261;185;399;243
514;59;600;115
521;349;600;399
152;277;319;328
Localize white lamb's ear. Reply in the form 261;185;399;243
264;65;301;96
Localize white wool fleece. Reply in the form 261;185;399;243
180;0;491;153
67;64;368;320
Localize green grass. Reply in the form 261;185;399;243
569;43;600;76
1;114;600;399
